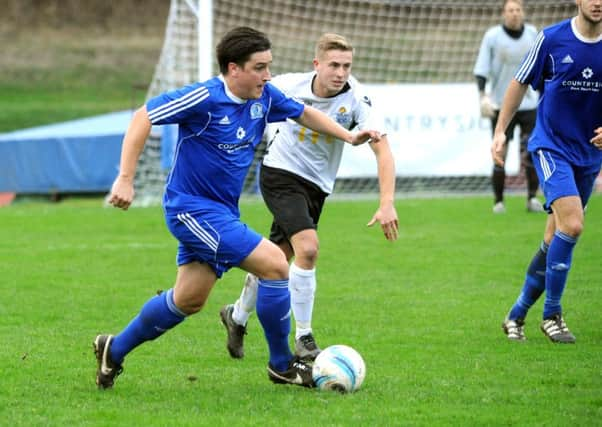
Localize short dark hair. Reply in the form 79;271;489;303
216;27;271;74
502;0;523;11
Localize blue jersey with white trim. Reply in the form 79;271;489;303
515;18;602;166
146;76;304;216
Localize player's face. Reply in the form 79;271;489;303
577;0;602;24
312;49;353;98
229;50;272;99
502;1;525;30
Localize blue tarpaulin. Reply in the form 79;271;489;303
0;111;133;193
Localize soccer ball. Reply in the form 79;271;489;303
312;344;366;393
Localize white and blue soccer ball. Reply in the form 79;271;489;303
312;344;366;393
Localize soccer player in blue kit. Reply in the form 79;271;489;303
493;0;602;343
93;27;383;389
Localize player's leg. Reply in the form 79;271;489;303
534;151;598;343
502;148;555;341
228;229;292;332
94;207;227;388
223;238;292;358
288;228;320;359
518;110;543;212
491;112;513;213
503;214;553;341
95;262;216;389
540;195;581;343
258;166;327;359
222;164;295;358
220;271;257;359
240;238;313;387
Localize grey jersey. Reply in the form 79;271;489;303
473;24;539;110
262;72;377;194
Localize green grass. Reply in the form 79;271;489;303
1;195;601;426
0;30;159;132
0;67;148;132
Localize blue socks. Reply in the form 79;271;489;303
255;279;293;372
508;241;548;320
508;231;578;321
110;288;186;364
543;231;577;319
109;280;295;373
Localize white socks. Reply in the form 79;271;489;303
232;273;258;326
289;263;316;340
233;265;317;340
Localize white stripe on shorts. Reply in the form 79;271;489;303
537;150;553;181
177;212;219;252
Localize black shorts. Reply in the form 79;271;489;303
259;164;328;244
491;109;537;167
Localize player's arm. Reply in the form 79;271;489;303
294;105;381;146
476;75;495;118
108;106;152;210
591;127;602;150
491;79;528;166
366;136;399;241
473;31;495;118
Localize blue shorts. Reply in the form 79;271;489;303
165;205;263;278
531;149;601;212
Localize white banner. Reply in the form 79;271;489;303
338;83;520;178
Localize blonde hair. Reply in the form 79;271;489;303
315;33;353;59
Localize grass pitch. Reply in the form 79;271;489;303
1;195;601;426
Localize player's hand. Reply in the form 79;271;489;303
108;176;135;210
591;127;602;150
367;204;399;241
480;94;495;118
350;130;383;146
491;132;507;166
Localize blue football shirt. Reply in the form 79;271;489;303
146;76;304;216
515;18;602;166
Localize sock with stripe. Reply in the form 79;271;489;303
255;279;293;372
543;231;577;319
508;241;548;320
110;288;186;364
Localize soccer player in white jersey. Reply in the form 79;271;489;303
493;0;602;343
474;0;544;214
220;33;398;361
93;27;383;389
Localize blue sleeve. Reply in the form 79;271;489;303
515;30;548;91
146;82;211;125
264;83;304;123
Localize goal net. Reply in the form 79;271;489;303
134;0;576;205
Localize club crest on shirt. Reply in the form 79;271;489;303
250;103;264;119
335;106;352;126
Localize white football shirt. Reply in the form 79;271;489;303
474;24;539;110
262;72;378;194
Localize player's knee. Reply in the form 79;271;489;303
561;219;584;238
260;253;289;279
174;294;207;315
295;244;319;266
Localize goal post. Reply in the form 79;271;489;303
133;0;577;205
